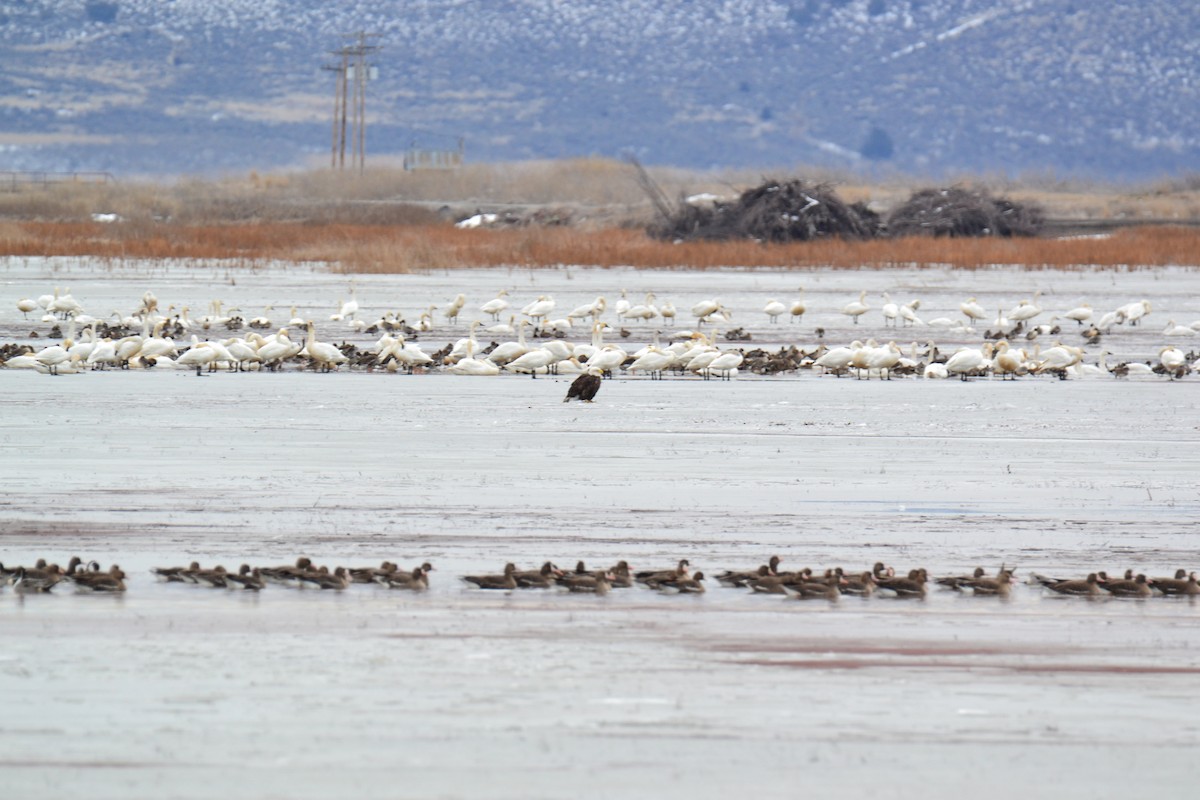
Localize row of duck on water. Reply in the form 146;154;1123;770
4;556;1197;600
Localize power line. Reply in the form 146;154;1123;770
326;32;381;173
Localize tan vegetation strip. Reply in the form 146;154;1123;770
0;221;1197;271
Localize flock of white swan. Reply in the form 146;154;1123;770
4;283;1198;381
5;554;1196;601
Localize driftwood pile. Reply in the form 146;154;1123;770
885;187;1044;238
649;179;880;243
637;157;1043;242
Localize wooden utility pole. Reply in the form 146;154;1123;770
326;32;380;173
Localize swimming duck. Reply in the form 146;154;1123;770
463;563;519;590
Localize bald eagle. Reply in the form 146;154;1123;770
564;367;603;402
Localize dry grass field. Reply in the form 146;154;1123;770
0;159;1197;271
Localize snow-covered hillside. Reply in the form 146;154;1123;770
0;0;1195;178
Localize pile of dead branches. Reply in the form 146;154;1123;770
648;178;880;243
885;186;1044;238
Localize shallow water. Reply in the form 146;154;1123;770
2;261;1199;798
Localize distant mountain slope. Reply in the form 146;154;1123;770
0;0;1195;179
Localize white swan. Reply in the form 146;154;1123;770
990;341;1025;380
614;289;631;320
1163;320;1195;337
256;328;296;370
480;290;510;322
862;340;903;380
624;292;659;322
487;315;516;335
446;339;499;376
488;320;530;365
304;323;348;372
443;293;466;324
627;346;674;379
522;295;556;322
945;345;990;381
1119;299;1152;326
86;337;119;370
841;291;869;324
331;291;359;323
1007;290;1043;323
1063;303;1092;325
704;350;744;381
16;298;38;318
789;288;806;323
1160;346;1187;375
924;362;949;379
880;293;898;327
587;344;628;376
763;298;786;324
899;300;924;327
33;343;72;375
505;346;560;378
960;297;987;322
567;296;606;321
813;342;861;376
659;300;676;326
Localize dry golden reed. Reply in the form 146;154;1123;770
0;220;1197;271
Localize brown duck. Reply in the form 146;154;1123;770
636;559;690;586
1101;573;1152;598
517;561;563;588
152;561;201;582
72;564;127;592
463;563;519;590
792;574;841;601
656;572;706;594
12;565;65;593
840;571;877;596
559;570;613;595
385;564;433;590
349;561;397;584
226;565;266;591
877;568;927;598
607;561;634;588
301;566;350;590
1041;573;1102;597
1151;571;1199;596
716;556;782;587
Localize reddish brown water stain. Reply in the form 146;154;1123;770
731;658;1200;674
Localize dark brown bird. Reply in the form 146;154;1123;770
385;566;430;591
72;564;127;592
1101;573;1152;598
1041;573;1103;597
301;566;350;590
1151;571;1199;596
226;565;266;591
793;574;841;601
936;567;987;591
564;367;603;402
559;570;613;595
12;565;65;593
717;556;782;587
152;561;201;582
636;559;690;587
657;571;706;594
349;561;397;584
877;568;927;598
517;561;563;588
463;563;519;590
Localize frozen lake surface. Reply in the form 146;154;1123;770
2;259;1200;798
